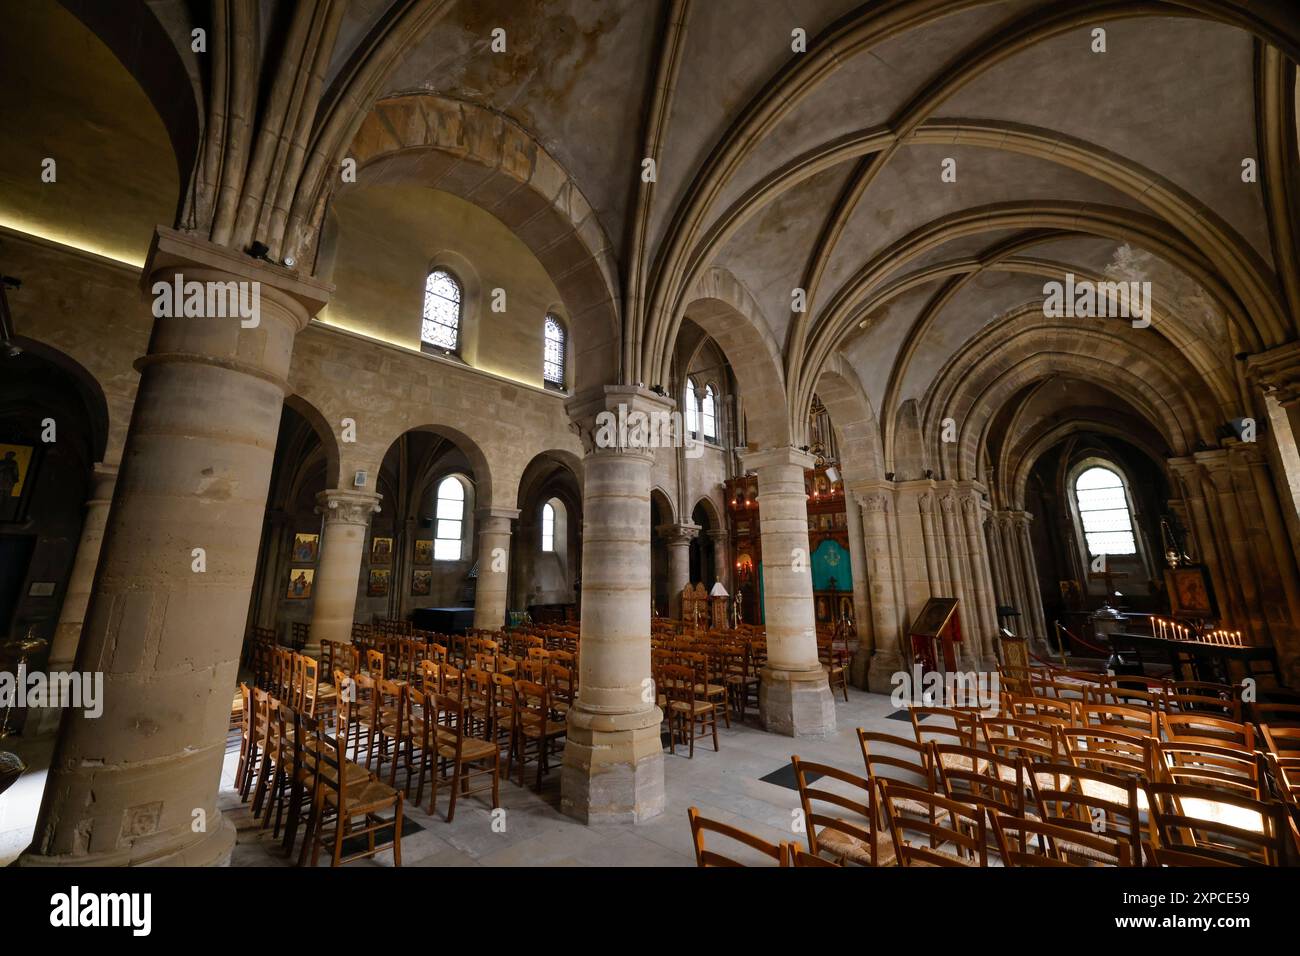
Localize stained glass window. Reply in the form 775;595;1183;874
1075;466;1136;556
434;476;464;561
421;270;461;351
544;314;565;387
702;384;717;440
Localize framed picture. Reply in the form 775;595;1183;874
286;568;314;599
909;597;959;639
370;536;393;565
0;442;36;522
411;569;432;596
367;568;390;597
1165;565;1215;618
413;539;433;566
292;533;319;563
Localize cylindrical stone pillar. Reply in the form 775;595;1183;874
48;463;118;671
21;228;329;867
309;489;381;654
474;508;519;631
744;446;835;736
560;387;666;823
660;523;698;620
707;528;730;593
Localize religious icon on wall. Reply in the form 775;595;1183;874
411;569;432;596
1058;579;1083;608
292;533;319;563
833;511;847;529
413;539;433;566
0;443;35;522
286;568;314;599
370;536;393;565
367;568;390;597
839;596;853;621
1165;565;1215;618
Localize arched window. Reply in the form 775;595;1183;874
541;502;555;552
433;475;465;560
1074;465;1137;556
543;314;566;389
421;269;462;352
684;378;699;435
702;384;717;440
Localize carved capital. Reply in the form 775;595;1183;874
316;489;382;525
566;385;676;461
1245;341;1300;406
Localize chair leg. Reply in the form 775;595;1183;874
392;798;403;867
447;761;460;823
710;708;719;752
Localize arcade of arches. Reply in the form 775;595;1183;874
3;0;1300;867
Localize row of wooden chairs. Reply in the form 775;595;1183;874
235;683;404;866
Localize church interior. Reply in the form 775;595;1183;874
3;0;1300;879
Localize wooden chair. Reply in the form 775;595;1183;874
990;811;1132;866
374;678;414;790
364;648;386;679
660;663;719;757
857;730;940;812
687;807;788;867
303;731;404;867
682;651;730;727
719;644;760;721
1146;782;1288;866
789;845;840;866
791;755;894;866
427;691;500;822
932;744;1026;840
1006;694;1077;728
1028;760;1143;866
878;779;987;867
234;683;256;797
817;639;850;703
1152;739;1261;799
509;678;566;789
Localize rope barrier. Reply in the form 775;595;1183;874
1055;623;1111;655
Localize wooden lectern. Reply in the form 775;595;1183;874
908;598;961;672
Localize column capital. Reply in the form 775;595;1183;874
1245;340;1300;406
740;445;816;472
143;227;332;326
656;522;700;544
565;385;675;460
88;462;118;505
705;528;729;542
315;489;382;525
476;507;521;523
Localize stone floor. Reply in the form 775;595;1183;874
225;686;903;867
0;686;904;867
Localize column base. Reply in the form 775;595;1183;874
759;666;836;737
867;648;908;695
18;809;237;868
560;706;665;824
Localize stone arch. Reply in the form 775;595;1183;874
11;336;110;466
334;93;621;391
814;356;884;484
926;314;1220;481
374;423;496;513
283;393;341;492
680;266;791;450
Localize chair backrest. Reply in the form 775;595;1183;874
298;654;320;717
1007;694;1077;727
980;716;1058;763
878;779;988;867
1262;723;1300;756
932;743;1025;818
790;755;882;864
1160;711;1255;750
687;807;787;867
1078;701;1158;736
990;811;1132;866
659;664;696;706
857;729;937;794
908;705;979;749
789;846;838;867
1152;740;1261;798
1058;725;1152;779
364;648;385;677
1146;781;1287;865
512;678;550;731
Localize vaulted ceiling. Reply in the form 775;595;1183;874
5;0;1299;487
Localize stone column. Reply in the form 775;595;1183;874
743;446;835;736
1198;450;1263;642
1010;511;1050;656
960;489;999;666
1168;457;1239;630
707;528;730;593
1246;340;1300;458
309;489;381;654
21;228;329;867
1237;442;1300;683
474;508;519;631
560;387;666;823
48;463;118;671
658;523;699;619
858;485;906;693
842;492;873;686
